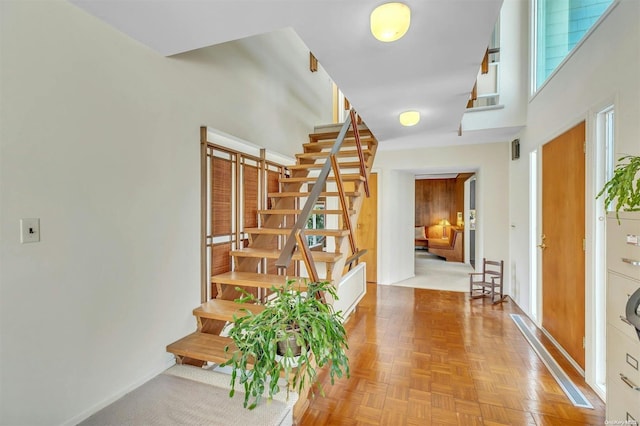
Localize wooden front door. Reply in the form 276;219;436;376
541;121;586;369
357;173;377;283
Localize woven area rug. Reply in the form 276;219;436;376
79;367;293;426
392;251;473;292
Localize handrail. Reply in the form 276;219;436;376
275;114;354;269
345;248;368;267
350;109;370;197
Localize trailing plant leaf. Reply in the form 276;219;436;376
221;280;350;409
596;155;640;223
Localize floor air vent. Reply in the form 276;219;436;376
510;314;593;409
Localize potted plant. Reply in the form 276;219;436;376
222;279;350;409
597;155;640;222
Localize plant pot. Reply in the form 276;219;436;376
277;328;303;356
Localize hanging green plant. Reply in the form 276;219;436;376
221;279;350;410
597;155;640;222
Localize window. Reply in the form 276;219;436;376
533;0;614;92
594;104;614;397
603;107;615;189
306;202;325;248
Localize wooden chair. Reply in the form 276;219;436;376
469;258;505;303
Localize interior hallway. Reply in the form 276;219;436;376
394;251;473;292
302;284;605;425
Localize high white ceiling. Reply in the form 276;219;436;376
71;0;511;151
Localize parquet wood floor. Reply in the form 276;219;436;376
301;284;605;425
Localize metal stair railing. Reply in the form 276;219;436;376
275;110;368;277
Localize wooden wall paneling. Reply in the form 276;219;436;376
415;178;457;227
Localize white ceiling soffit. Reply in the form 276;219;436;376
71;0;507;150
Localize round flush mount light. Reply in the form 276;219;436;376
370;3;411;42
399;110;420;126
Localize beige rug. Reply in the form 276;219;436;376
392;251;474;292
79;365;294;426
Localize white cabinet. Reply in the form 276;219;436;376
606;212;640;425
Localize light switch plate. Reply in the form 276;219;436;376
20;218;40;243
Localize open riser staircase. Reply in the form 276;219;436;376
167;112;377;423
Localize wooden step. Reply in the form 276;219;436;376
288;161;362;171
280;174;365;184
210;271;312;290
258;209;354;216
302;139;375;152
167;332;299;377
296;150;372;160
268;191;361;198
308;129;373;142
230;247;342;263
167;332;239;366
244;227;349;237
194;299;265;323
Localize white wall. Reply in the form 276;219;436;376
375;142;510;286
462;0;529;132
0;2;332;425
376;170;416;285
509;0;640;314
508;0;639;396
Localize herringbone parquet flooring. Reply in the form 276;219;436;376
301;284;605;425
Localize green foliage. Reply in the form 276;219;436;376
221;280;350;410
597;155;640;222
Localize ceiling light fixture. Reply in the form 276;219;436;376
370;3;411;42
399;110;420;126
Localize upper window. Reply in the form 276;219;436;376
533;0;614;92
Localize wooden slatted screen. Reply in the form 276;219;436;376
212;157;232;236
211;242;232;275
243;163;259;228
266;169;280;209
203;136;290;300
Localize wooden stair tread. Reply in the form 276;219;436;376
166;332;238;366
268;191;361;198
302;139;375;151
280;174;365;183
210;271;312;289
230;247;342;263
258;209;354;215
244;227;349;237
296;150;371;160
167;332;300;377
194;299;265;322
308;129;373;142
288;161;362;170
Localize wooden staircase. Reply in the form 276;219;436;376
167;112;377;423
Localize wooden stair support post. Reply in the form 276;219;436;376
294;229;320;283
349;109;370;197
331;154;357;256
